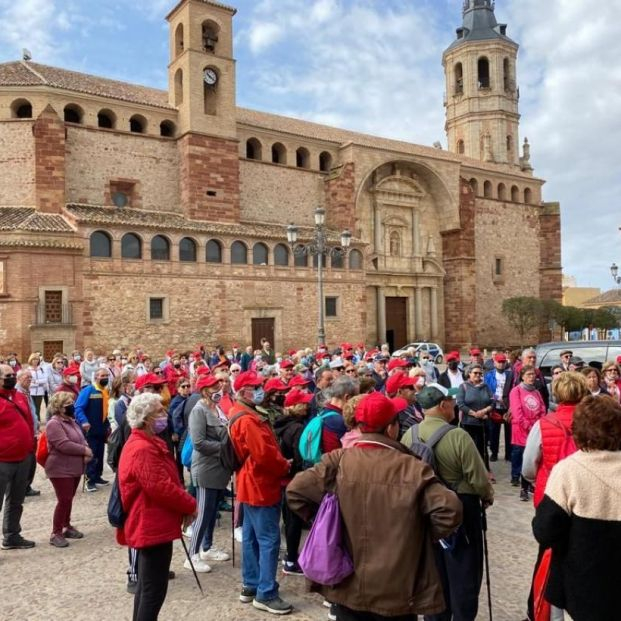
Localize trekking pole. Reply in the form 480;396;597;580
231;476;236;568
180;536;205;596
481;502;493;621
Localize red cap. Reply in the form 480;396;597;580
284;389;313;408
62;367;79;377
196;366;211;377
196;375;221;390
232;343;239;348
316;352;330;360
354;393;397;432
280;360;294;370
289;375;311;387
343;353;354;360
387;358;408;372
356;343;365;349
143;372;166;386
385;372;416;395
340;342;353;351
287;349;297;357
494;353;507;363
391;397;409;413
166;349;175;357
264;378;288;392
469;348;481;356
134;375;149;391
616;355;621;365
445;351;460;362
192;352;203;359
234;371;264;391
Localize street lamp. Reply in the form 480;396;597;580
286;207;352;346
611;263;621;287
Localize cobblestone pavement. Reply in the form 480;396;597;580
1;455;536;621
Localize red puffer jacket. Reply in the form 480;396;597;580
116;429;196;549
0;388;35;462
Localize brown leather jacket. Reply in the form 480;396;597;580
286;434;462;617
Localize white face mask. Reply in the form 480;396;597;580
68;376;78;384
416;376;426;387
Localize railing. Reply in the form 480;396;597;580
34;303;73;326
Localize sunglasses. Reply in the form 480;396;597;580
552;371;562;376
345;369;357;374
179;384;190;389
153;371;163;375
231;369;240;373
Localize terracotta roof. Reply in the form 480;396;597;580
0;207;74;232
582;289;621;306
65;204;360;243
0;61;173;110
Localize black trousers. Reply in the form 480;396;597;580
336;604;417;621
282;491;304;563
487;417;511;460
424;495;484;621
461;424;489;470
133;541;173;621
0;454;33;540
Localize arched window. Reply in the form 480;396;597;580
296;147;310;169
454;62;463;94
253;242;269;265
498;183;507;201
174;68;183;106
160;121;175;137
294;248;308;267
478;57;490;89
179;237;197;262
202;20;220;53
319;151;332;172
151;235;170;261
349;249;363;270
457;139;465;154
130;115;146;134
469;178;478;195
11;98;32;119
274;243;289;266
389;231;401;257
206;239;222;263
246;138;262;160
174;23;184;57
524;188;533;204
271;142;286;165
231;241;248;264
63;104;83;124
483;180;492;198
121;233;142;259
506;135;513;153
97;109;115;129
511;185;520;202
203;66;218;116
331;251;344;269
503;57;511;91
90;231;112;258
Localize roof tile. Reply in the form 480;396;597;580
0;207;74;232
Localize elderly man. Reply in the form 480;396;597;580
75;367;111;492
309;368;334;420
15;370;40;497
0;364;36;549
559;349;573;372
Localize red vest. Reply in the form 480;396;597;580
534;403;577;507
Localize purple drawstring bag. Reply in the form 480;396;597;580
298;492;354;586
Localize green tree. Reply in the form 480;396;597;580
501;297;543;345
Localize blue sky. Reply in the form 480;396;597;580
1;0;619;292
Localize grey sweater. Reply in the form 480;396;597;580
188;400;231;489
456;381;494;427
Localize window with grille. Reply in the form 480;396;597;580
325;297;338;318
149;298;164;320
45;290;63;323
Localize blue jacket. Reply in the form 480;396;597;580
483;369;513;408
75;384;110;437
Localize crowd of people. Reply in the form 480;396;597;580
1;340;620;621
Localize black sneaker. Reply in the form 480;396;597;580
252;596;293;615
25;487;41;497
520;489;529;502
328;603;338;621
85;482;98;493
1;536;36;550
282;560;304;576
168;570;176;580
127;580;137;594
94;478;109;486
510;477;520;487
239;586;257;603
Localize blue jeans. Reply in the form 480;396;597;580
241;503;281;601
511;444;524;480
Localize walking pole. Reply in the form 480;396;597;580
481;502;493;621
231;476;236;568
180;536;205;596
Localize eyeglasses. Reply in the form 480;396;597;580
231;369;240;373
345;369;357;374
179;384;190;389
471;372;483;376
333;367;344;372
552;371;562;376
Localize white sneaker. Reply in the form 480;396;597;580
182;524;194;538
184;554;211;573
200;547;230;562
234;527;243;543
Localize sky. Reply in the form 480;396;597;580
0;0;619;291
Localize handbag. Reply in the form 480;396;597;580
107;477;126;528
298;492;354;586
36;431;49;467
533;547;552;621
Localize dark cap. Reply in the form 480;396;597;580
417;383;459;409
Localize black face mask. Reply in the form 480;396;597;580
98;378;109;387
174;363;181;369
448;362;459;371
273;394;286;407
2;376;17;390
64;404;75;418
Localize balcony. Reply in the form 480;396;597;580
34;302;73;326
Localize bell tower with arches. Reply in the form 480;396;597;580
443;0;521;167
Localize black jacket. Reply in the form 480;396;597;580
273;415;305;475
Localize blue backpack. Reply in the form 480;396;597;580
181;433;193;468
298;411;337;465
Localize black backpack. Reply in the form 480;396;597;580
106;420;130;473
219;410;248;472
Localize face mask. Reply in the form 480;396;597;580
209;390;222;404
416;376;426;387
2;376;17;390
9;360;17;367
448;362;459;371
174;363;181;369
64;404;75;418
68;375;78;384
98;377;109;387
152;417;168;434
251;388;265;405
273;394;285;407
74;355;81;362
254;355;262;362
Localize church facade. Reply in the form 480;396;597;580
0;0;561;359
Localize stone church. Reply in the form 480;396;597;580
0;0;561;359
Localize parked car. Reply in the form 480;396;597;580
392;342;444;364
535;340;621;379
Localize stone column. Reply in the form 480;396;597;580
430;287;439;340
413;209;421;256
408;289;417;342
415;287;423;340
376;287;386;345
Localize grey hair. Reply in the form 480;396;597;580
16;369;31;380
522;348;536;360
326;376;359;400
126;392;163;429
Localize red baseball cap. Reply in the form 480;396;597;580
445;351;460;362
62;367;79;377
287;349;297;357
469;348;481;356
284;389;313;408
280;360;294;370
356;342;365;349
391;397;409;413
387;358;408;372
354;393;397;432
494;353;507;363
143;372;166;386
234;371;264;391
385;372;416;395
289;375;311;388
196;366;211;377
340;342;353;351
343;353;354;360
196;375;221;390
264;378;288;392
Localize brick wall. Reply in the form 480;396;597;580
178;133;239;222
539;202;562;301
33;105;65;213
0;122;36;207
325;163;356;231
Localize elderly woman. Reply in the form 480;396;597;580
186;375;232;574
602;361;621;402
117;393;197;621
581;366;607;396
45;392;92;548
532;395;621;621
27;353;47;420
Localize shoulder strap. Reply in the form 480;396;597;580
544;413;571;437
426;424;455;449
319;411;338;420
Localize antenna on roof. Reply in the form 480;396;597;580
22;48;32;61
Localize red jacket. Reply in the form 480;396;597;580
116;430;196;549
229;401;290;506
0;388;35;462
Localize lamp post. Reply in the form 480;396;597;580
611;263;621;287
286;207;352;346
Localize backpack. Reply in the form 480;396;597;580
107;477;126;528
298;411;338;465
408;423;456;487
106;425;125;472
219;410;249;472
36;431;49;467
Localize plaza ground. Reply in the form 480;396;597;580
1;456;536;621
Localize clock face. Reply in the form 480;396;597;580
204;68;218;86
